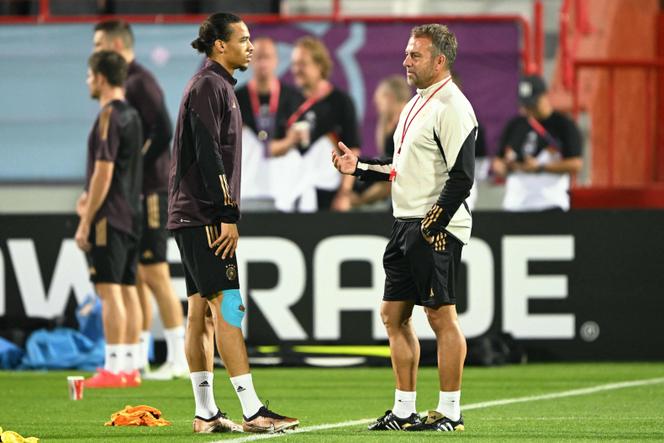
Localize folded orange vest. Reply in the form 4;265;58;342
104;405;171;427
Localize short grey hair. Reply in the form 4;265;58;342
411;24;457;69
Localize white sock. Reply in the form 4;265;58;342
164;326;187;366
139;331;151;369
392;389;417;418
119;344;134;372
230;373;263;418
126;343;141;371
104;344;123;374
436;390;461;421
190;371;218;419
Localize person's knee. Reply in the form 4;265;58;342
139;264;167;291
186;312;207;337
425;305;455;331
219;290;246;329
381;308;410;332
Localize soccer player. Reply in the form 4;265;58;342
167;13;299;433
76;50;144;388
333;24;477;432
93;20;189;379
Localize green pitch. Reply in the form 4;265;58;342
1;363;663;442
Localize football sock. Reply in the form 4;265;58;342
126;343;141;371
164;326;187;366
392;389;417;418
436;390;461;422
139;331;151;369
104;344;123;374
230;373;263;418
190;371;218;419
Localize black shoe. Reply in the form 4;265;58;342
367;410;421;431
243;405;299;433
405;410;464;432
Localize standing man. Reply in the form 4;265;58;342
168;13;299;434
333;24;476;432
492;75;583;211
93;20;189;379
235;36;303;207
76;50;144;388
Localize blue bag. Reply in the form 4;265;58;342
0;336;24;369
76;293;105;343
20;327;103;370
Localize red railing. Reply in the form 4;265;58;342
560;0;593;89
0;0;541;73
532;0;543;75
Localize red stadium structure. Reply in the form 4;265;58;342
1;0;662;206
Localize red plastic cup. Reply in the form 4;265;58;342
67;376;84;400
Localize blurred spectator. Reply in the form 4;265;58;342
235;37;304;210
270;36;361;212
492;75;583;211
350;75;411;210
451;71;487;210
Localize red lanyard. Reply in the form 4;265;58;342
286;81;333;128
398;76;452;154
390;76;452;181
247;78;280;118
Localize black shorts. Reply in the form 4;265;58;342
139;192;168;265
87;218;139;285
172;224;240;297
383;219;463;308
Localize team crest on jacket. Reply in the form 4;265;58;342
226;264;237;281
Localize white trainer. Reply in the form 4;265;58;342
143;361;189;381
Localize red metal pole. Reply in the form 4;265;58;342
534;0;544;75
560;0;571;87
572;63;579;118
521;18;532;73
607;69;614;186
645;69;654;182
332;0;341;21
38;0;50;22
657;13;664;182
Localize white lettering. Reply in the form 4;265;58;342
9;239;92;318
238;237;307;340
313;236;387;340
458;237;494;338
502;235;575;339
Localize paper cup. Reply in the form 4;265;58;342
293;121;311;148
67;376;84;400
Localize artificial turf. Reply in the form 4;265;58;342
1;363;663;442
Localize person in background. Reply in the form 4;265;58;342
450;71;487;210
492;74;583;211
93;20;189;379
235;36;303;209
76;51;143;388
270;36;361;212
350;75;411;210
